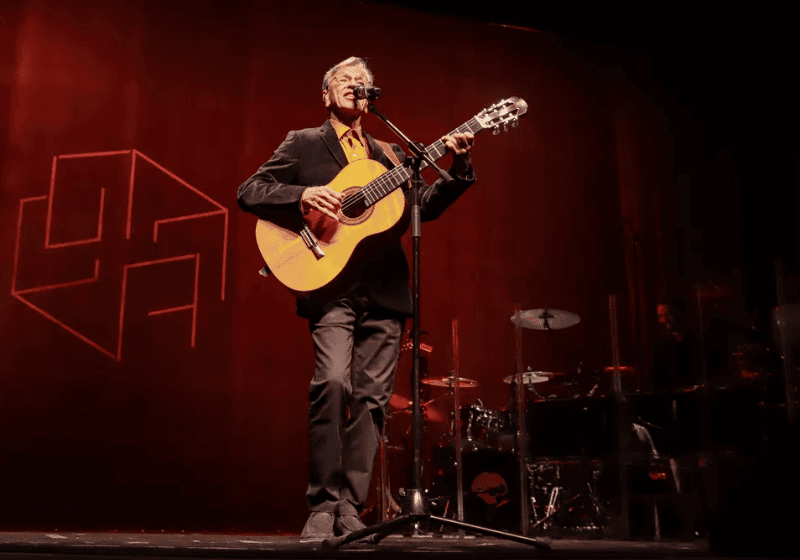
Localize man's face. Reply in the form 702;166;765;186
656;304;672;330
323;64;370;117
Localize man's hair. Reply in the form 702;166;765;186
321;57;373;91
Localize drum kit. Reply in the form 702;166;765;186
363;273;798;539
369;308;619;533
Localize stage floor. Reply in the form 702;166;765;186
0;531;788;560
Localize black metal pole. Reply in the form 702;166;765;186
410;170;423;494
399;166;428;519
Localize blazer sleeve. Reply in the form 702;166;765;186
237;131;308;220
387;143;477;222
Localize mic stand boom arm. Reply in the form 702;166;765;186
368;103;454;185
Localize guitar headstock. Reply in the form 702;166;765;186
475;97;528;135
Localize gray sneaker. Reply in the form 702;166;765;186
300;511;335;543
334;514;368;537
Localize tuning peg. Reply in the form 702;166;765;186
493;126;500;135
512;120;519;128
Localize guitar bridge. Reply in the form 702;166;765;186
299;225;325;260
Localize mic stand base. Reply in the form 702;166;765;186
401;488;428;517
322;515;552;550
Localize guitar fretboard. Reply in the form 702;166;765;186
357;117;483;208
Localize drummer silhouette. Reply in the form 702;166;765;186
653;296;703;393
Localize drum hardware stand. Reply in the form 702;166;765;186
450;318;466;531
511;308;589;534
541;415;607;533
323;100;549;551
528;464;604;533
563;409;608;532
367;414;403;523
379;421;389;522
524;461;541;527
538;489;559;528
512;305;532;536
609;295;631;537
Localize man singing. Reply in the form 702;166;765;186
237;56;476;542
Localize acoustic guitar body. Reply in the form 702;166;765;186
255;158;406;297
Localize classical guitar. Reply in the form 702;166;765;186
255;97;528;297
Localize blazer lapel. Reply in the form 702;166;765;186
320;120;348;169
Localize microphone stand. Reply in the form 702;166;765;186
323;99;549;550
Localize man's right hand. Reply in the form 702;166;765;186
301;186;343;222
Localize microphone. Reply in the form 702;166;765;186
353;85;381;100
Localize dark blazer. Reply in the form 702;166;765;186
237;120;475;318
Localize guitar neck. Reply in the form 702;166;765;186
361;117;483;207
417;117;483;172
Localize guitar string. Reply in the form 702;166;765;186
340;120;476;214
362;120;478;203
345;118;481;211
339;118;483;215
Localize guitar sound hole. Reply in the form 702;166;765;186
341;194;367;219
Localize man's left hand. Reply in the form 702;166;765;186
441;132;474;176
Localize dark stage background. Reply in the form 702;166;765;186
0;0;797;533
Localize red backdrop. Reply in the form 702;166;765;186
0;0;665;531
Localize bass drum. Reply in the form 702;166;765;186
431;448;521;532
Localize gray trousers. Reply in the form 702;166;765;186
305;291;404;515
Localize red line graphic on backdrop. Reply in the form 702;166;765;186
11;149;228;361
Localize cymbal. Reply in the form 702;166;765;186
603;365;636;376
389;393;412;411
511;309;580;330
421;376;479;388
503;371;552;384
422;405;447;423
